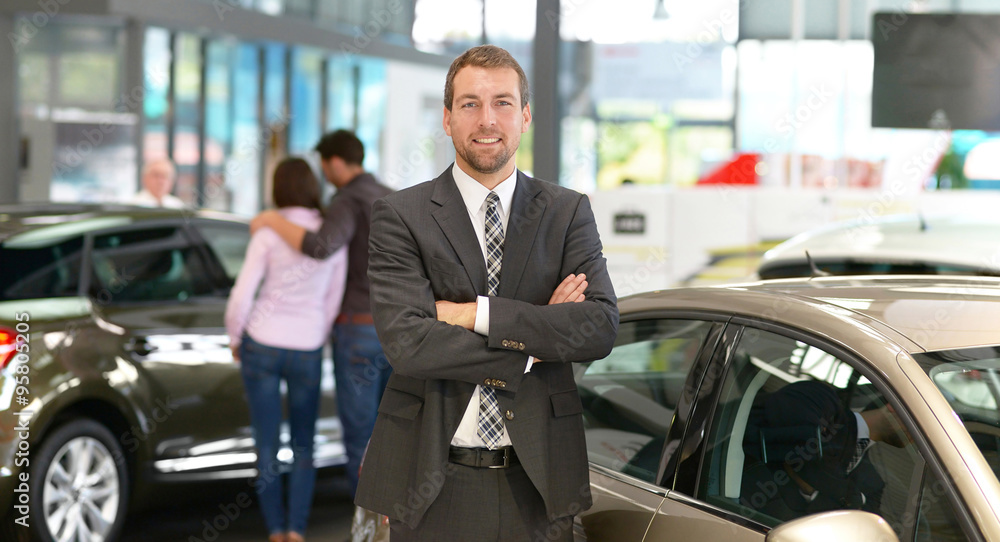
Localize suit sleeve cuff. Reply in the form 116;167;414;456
474;295;490;336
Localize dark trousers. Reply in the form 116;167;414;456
388;462;574;542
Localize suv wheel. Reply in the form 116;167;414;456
30;419;129;542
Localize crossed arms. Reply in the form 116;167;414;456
367;192;619;393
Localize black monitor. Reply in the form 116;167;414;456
871;13;1000;131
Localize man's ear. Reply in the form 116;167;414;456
521;103;532;133
443;106;452;137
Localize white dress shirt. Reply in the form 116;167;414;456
130;189;186;209
449;163;533;448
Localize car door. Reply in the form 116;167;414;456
573;316;725;541
645;320;932;541
86;221;257;476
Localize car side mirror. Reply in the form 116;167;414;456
765;510;898;542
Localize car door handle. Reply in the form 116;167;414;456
125;338;157;356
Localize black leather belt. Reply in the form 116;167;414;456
448;446;518;469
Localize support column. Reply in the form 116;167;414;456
0;15;19;203
532;0;560;184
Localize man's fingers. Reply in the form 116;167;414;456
548;274;587;304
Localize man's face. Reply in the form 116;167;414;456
143;164;174;198
320;156;348;188
443;66;531;181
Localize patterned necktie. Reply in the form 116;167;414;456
846;437;871;473
478;191;504;448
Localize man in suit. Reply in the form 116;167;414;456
355;45;619;541
742;380;910;520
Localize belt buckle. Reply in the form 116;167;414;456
487;447;510;469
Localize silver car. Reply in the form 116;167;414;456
356;275;1000;541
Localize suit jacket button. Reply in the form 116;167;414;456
518;342;525;350
502;340;510;348
505;410;514;420
484;378;492;386
498;381;506;388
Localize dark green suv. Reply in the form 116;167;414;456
0;204;346;542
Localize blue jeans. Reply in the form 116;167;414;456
239;335;323;536
333;322;392;496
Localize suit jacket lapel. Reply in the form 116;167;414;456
499;172;545;299
430;168;488;296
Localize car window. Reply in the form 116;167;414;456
90;227;216;303
0;236;84;300
193;221;250;283
579;319;713;483
914;464;965;541
697;327;923;537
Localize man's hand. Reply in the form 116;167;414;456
230;345;240;363
534;274;588;364
435;300;477;330
250;210;280;235
548;273;587;305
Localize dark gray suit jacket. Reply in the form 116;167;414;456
355;167;619;529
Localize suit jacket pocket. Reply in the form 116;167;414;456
550;389;584;417
378;388;423;420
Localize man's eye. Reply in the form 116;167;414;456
462;102;477;108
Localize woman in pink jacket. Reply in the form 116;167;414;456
225;158;347;542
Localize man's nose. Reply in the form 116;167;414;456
478;105;496;126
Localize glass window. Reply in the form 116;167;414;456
173;33;204;207
193;221;251;283
697;327;922;535
230;43;263;217
356;57;387;172
289;48;323;154
0;237;84;301
579;319;714;483
326;56;357;132
915;465;966;541
90;228;216;303
143;27;172;163
204;39;235;211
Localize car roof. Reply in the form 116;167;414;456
619;275;1000;354
758;214;1000;274
0;203;247;242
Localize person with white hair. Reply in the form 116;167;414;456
131;158;185;208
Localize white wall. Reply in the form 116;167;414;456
380;61;453;190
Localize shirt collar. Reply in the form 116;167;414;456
452;163;517;218
854;411;870;440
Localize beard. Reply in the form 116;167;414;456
455;138;517;175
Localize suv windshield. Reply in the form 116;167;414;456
914;346;1000;483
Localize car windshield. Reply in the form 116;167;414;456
914;345;1000;482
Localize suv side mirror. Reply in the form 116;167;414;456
766;510;898;542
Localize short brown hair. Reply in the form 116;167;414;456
314;129;365;165
272;157;322;212
444;45;529;111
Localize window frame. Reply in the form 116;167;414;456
79;218;235;306
675;316;982;541
574;310;729;494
